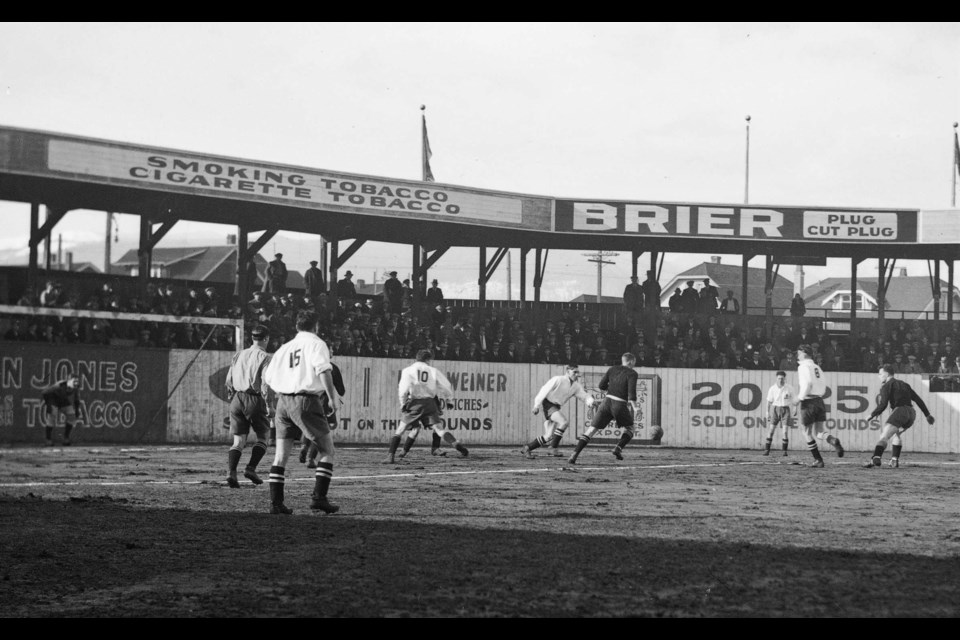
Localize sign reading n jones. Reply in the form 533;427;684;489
44;139;525;227
555;200;918;243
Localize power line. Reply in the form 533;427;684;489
582;251;619;303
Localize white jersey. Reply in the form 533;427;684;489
263;331;333;395
796;359;826;399
766;382;795;407
533;375;593;409
398;361;453;404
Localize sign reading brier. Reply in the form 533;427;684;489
555;201;917;243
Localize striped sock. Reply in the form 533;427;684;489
807;440;822;461
549;427;567;448
314;462;334;498
573;435;591;455
268;465;286;505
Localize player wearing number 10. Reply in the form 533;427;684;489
382;349;468;464
792;344;844;468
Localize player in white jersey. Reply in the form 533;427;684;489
791;344;844;468
382;349;468;463
262;310;340;515
521;364;595;458
763;370;794;457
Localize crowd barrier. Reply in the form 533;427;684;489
2;345;959;453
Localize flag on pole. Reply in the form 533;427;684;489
422;113;434;182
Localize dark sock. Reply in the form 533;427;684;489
549;429;566;448
431;432;442;452
308;443;319;460
615;430;633;450
45;427;53;441
526;437;545;452
228;448;242;472
873;444;886;458
247;442;267;470
314;462;333;498
764;437;772;451
268;466;285;505
63;423;74;440
573;435;591;455
782;439;789;451
402;437;415;454
388;435;401;455
891;444;902;459
807;440;822;461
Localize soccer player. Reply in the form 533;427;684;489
262;311;340;515
862;364;934;469
41;375;83;446
568;352;639;464
382;349;468;464
763;370;794;457
224;325;272;488
521;364;595;458
791;344;844;468
299;361;345;469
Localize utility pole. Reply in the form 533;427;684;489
583;251;618;304
507;250;512;301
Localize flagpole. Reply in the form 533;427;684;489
953;121;958;208
421;104;433;183
744;115;751;205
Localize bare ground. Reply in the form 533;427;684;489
1;443;959;617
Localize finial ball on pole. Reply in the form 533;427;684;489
746;115;751;122
420;105;426;111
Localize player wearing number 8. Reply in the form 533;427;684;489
382;349;468;463
791;344;844;468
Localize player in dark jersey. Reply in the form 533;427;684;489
568;352;639;464
41;376;83;446
863;364;934;468
300;362;345;468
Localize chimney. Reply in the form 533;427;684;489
711;256;721;264
226;234;237;245
899;268;908;277
794;265;805;296
66;251;74;271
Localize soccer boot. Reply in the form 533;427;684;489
762;449;770;456
835;441;844;458
382;455;396;464
612;448;624;461
889;458;900;468
431;448;447;457
782;451;788;457
520;446;535;460
456;444;469;458
809;459;824;468
306;459;317;469
270;503;293;515
298;446;308;464
243;468;263;485
548;448;564;457
567;455;578;465
226;475;241;488
862;456;881;468
310;496;340;514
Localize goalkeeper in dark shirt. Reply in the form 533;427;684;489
41;376;84;446
863;364;934;469
568;352;639;464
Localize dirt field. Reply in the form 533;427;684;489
2;441;959;617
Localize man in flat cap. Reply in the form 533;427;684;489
224;324;274;488
262;253;288;296
304;260;325;299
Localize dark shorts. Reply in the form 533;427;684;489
229;391;270;438
275;393;331;442
800;398;826;427
541;399;562;419
770;405;791;426
400;397;442;429
591;397;634;429
886;406;916;431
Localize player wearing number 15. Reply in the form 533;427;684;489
262;311;340;515
382;349;468;464
792;344;844;468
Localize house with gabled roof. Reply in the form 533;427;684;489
801;270;960;319
659;257;794;314
111;241;305;290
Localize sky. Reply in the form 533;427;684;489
1;22;958;302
